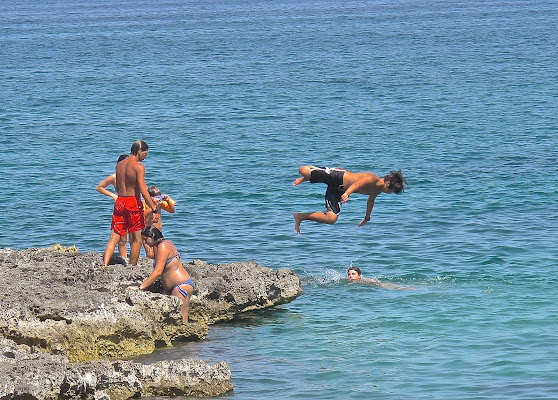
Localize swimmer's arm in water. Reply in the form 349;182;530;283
362;278;411;290
96;174;118;201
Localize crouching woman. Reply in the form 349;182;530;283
128;226;194;322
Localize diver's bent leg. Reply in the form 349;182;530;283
293;211;338;233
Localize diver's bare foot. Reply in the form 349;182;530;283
293;213;303;233
292;177;307;186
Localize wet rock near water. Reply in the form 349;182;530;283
0;246;302;399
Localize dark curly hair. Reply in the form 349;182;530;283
384;169;407;194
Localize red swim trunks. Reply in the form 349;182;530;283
111;196;145;236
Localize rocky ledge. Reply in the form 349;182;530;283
0;246;302;399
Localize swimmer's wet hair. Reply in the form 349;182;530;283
348;266;361;276
117;154;128;163
141;225;164;244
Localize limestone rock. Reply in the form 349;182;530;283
0;338;232;399
0;247;302;398
0;248;301;360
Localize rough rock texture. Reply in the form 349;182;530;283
0;338;233;399
0;246;302;399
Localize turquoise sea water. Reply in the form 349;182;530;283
2;0;558;398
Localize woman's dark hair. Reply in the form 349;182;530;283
384;169;407;194
117;154;128;163
130;140;149;155
141;225;164;244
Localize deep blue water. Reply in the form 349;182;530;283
1;0;558;398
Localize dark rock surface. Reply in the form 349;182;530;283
0;246;302;399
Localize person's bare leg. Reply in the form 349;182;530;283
292;165;314;186
293;211;338;233
128;230;142;266
103;232;123;268
181;296;191;323
117;235;128;258
173;286;193;323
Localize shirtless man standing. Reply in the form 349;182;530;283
102;140;159;267
96;154;129;259
292;165;406;233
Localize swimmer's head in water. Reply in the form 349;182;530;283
347;267;362;280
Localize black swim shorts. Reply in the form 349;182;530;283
309;167;345;215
